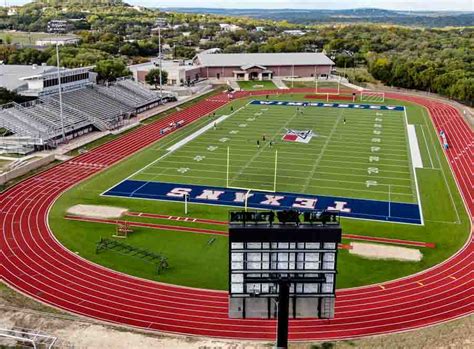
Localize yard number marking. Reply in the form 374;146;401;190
194;155;206;162
369;156;380;162
366;180;378;187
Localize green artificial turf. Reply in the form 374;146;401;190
237;80;277;90
49;94;470;290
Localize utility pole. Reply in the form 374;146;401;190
56;44;65;143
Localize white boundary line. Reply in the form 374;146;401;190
420;124;434;168
404;106;424;226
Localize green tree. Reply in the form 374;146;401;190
94;59;130;82
145;68;168;88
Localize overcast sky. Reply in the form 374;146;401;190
4;0;473;11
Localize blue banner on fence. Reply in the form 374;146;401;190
250;100;404;111
104;180;422;224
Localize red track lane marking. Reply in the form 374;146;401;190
1;88;472;341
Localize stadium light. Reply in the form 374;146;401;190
56;44;66;143
229;210;342;348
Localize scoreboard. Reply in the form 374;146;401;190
228;210;342;319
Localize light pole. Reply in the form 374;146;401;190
156;17;167;101
56;43;65;143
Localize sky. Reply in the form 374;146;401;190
4;0;474;11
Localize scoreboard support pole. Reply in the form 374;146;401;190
273;150;278;192
226;146;230;187
276;280;290;349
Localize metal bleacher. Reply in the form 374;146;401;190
0;79;163;154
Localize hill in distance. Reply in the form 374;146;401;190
160;7;474;27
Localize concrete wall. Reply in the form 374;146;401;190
0;154;56;185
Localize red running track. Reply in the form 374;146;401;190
1;89;473;341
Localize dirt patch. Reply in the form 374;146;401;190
1;283;472;349
67;204;128;219
349;242;422;262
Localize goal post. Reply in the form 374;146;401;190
360;91;385;103
313;76;341;96
226;146;278;193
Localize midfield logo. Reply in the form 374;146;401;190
283;129;314;143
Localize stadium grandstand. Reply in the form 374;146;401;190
0;65;169;154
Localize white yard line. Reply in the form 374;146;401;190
301;109;344;192
420;124;434;169
162;173;414;197
100;103;249;196
166;151;410;164
141;166;413;183
229;111;299;186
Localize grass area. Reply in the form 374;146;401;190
0;30;71;45
237;80;277;90
49;93;470;290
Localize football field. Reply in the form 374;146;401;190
125;101;417;204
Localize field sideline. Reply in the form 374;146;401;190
47;92;470;290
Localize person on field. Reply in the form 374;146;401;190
257;140;260;148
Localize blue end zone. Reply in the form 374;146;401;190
250;100;405;111
104;180;422;225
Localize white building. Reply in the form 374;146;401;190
283;30;306;36
7;7;18;16
35;36;79;46
219;24;242;32
0;64;95;97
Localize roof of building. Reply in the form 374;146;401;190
196;52;334;67
36;36;79;42
0;64;56;91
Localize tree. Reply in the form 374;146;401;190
119;42;139;56
94;59;130;83
145;68;168;88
